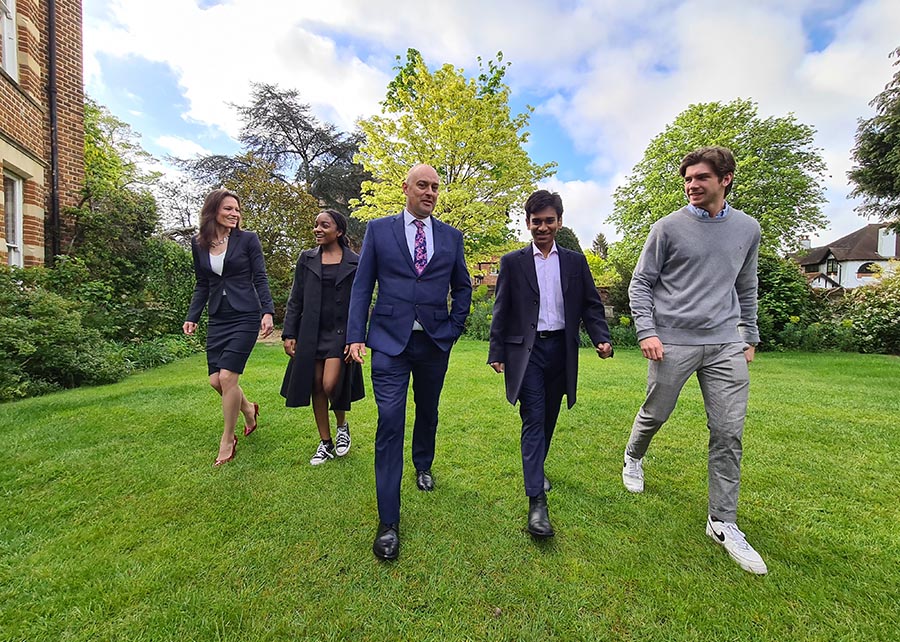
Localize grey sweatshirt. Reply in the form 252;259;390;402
629;206;761;345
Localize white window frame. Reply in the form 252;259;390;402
1;0;17;81
4;171;24;267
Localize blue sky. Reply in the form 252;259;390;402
83;0;900;247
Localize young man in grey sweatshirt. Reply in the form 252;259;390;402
622;146;767;575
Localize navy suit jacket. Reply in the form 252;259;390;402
347;213;472;356
185;228;275;323
487;245;610;408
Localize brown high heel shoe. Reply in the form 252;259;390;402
214;435;237;466
243;403;260;437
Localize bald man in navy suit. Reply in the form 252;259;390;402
348;164;472;560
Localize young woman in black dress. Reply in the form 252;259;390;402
183;189;274;466
281;209;364;465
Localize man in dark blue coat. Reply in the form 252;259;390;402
488;190;612;538
348;163;472;560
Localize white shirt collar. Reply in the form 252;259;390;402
532;241;559;257
404;209;432;227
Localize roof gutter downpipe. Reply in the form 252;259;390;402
47;0;61;263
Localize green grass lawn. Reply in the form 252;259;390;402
1;340;898;641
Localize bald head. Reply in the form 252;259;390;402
403;164;440;219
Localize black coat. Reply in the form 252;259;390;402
280;246;365;409
487;244;611;408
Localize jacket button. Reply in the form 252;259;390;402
530;323;535;328
337;329;344;335
336;299;342;305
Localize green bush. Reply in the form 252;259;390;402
464;285;494;341
0;266;128;401
839;272;900;354
609;324;638;348
123;334;204;370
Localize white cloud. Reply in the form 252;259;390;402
155;135;211;159
538;177;620;247
83;0;900;248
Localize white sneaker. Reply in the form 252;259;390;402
310;440;335;466
335;423;351;457
706;516;768;575
622;453;644;493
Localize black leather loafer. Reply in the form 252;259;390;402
416;469;434;491
372;522;400;560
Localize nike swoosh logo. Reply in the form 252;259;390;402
712;527;725;542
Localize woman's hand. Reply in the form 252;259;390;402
283;339;296;357
183;321;197;335
260;313;274;338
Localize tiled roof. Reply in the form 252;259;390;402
795;224;899;265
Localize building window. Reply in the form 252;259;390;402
826;258;837;275
857;262;880;276
804;264;818;273
1;0;17;80
4;171;23;267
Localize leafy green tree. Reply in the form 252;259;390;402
554;226;583;253
355;49;556;253
67;98;161;298
220;154;320;318
584;252;620;288
849;46;900;231
756;252;817;347
591;232;608;258
609;99;828;268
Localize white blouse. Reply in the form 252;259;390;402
209;250;225;276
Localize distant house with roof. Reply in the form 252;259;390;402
793;224;899;289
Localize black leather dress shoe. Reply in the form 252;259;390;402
527;493;555;538
543;475;552;492
416;469;434;491
372;522;399;560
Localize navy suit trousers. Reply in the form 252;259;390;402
371;332;450;524
518;334;567;496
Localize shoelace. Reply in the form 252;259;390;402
315;442;332;458
336;426;350;447
624;458;643;476
720;523;751;550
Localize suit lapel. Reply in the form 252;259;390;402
335;248;358;284
392;213;417;274
558;248;571;295
521;246;539;295
222;228;243;272
303;247;323;279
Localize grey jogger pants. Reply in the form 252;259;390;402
625;342;750;522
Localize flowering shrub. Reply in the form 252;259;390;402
840;272;900;354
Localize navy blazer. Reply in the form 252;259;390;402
185;228;275;323
487;245;610;407
347;213;472;356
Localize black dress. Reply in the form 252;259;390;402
314;263;345;359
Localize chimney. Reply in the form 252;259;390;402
877;226;898;258
799;235;811;250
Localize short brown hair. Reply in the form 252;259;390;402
197;188;241;248
679;146;736;195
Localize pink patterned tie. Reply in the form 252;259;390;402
413;219;427;275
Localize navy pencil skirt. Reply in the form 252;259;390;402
206;297;260;375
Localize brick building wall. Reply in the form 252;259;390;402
1;0;83;267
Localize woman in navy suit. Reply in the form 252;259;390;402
183;188;274;466
281;210;364;465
